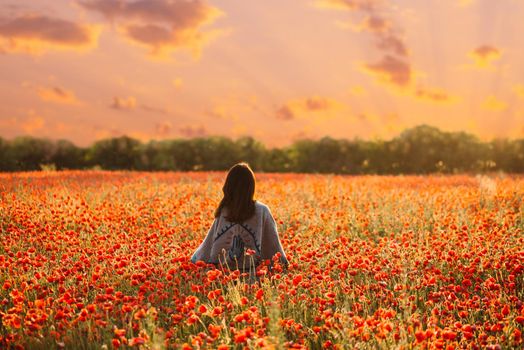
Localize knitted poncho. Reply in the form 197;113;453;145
190;201;288;268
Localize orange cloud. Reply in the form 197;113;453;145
22;115;45;134
172;78;183;89
349;86;367;96
0;15;101;55
0;117;17;129
318;0;457;104
337;14;391;33
415;86;455;103
0;113;49;135
141;104;168;114
316;0;408;57
315;0;379;11
513;84;524;98
361;60;457;103
363;55;412;88
376;34;408;57
79;0;225;59
304;96;332;110
275;96;343;121
205;93;262;121
155;121;172;137
468;45;502;69
275;105;296;121
316;0;412;90
458;0;475;7
179;124;207;138
206;104;237;120
481;95;507;112
360;15;390;33
37;86;81;105
110;96;136;110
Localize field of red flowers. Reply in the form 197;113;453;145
0;171;523;349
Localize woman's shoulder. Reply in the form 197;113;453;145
254;200;271;214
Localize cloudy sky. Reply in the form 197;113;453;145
0;0;523;146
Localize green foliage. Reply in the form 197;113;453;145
85;136;142;170
1;125;523;173
52;139;86;170
4;136;55;171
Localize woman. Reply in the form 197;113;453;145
191;163;288;271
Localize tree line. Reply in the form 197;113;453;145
1;125;523;174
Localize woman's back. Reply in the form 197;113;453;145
191;200;288;269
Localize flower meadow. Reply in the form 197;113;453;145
0;171;523;350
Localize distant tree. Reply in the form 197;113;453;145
263;148;292;172
313;137;343;173
490;138;524;173
441;131;487;173
360;139;389;174
7;136;55;171
290;137;347;174
511;139;524;173
288;139;317;173
0;137;15;171
52;139;85;170
170;139;198;171
235;137;265;171
340;139;367;174
138;140;173;171
388;125;450;173
86;136;142;170
1;126;524;174
191;137;240;170
289;137;379;174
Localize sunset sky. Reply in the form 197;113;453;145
1;0;523;146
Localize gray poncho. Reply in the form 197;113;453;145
190;201;288;268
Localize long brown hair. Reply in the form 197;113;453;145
214;162;256;222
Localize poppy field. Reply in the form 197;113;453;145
0;171;523;349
